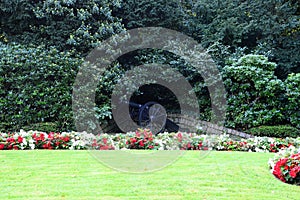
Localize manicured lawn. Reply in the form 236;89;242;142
0;151;299;200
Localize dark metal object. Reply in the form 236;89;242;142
126;101;179;133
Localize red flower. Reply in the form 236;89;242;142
273;158;289;182
48;132;54;139
43;142;53;149
0;144;5;150
63;137;70;142
135;131;141;138
289;166;300;178
139;141;145;147
40;133;45;141
17;136;23;143
13;145;19;150
7;138;15;143
100;145;109;150
130;138;137;144
291;153;300;159
92;139;97;147
187;143;191;149
143;130;148;138
177;133;182;142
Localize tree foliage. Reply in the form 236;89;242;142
285;73;300;128
0;0;124;54
223;55;286;129
0;43;82;131
183;0;300;78
0;0;299;131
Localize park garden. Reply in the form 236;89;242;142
0;0;300;199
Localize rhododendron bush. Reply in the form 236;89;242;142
0;129;300;151
269;146;300;185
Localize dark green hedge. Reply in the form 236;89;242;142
0;43;82;131
21;122;59;133
246;125;300;138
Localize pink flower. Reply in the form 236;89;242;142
102;138;107;144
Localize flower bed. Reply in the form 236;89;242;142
1;129;300;151
269;146;300;185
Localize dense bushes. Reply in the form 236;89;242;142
22;122;59;133
246;125;300;138
0;43;82;131
285;73;300;128
0;0;124;54
223;55;286;129
0;1;299;133
182;0;300;78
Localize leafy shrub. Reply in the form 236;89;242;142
21;122;59;133
0;0;124;54
0;43;83;131
285;73;300;128
246;125;299;138
183;0;300;78
223;54;286;129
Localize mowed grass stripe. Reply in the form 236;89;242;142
0;151;299;200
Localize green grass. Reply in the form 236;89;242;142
0;151;299;200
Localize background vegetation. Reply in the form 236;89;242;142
0;0;299;132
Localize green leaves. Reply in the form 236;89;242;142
0;43;82;131
285;73;300;128
223;54;286;129
0;0;124;54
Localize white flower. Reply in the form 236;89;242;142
22;138;27;146
29;143;35;150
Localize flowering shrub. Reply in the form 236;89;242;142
0;129;300;152
0;130;89;150
123;129;157;150
91;133;115;150
269;146;300;185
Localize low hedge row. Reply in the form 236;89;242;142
1;129;300;152
246;125;299;138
